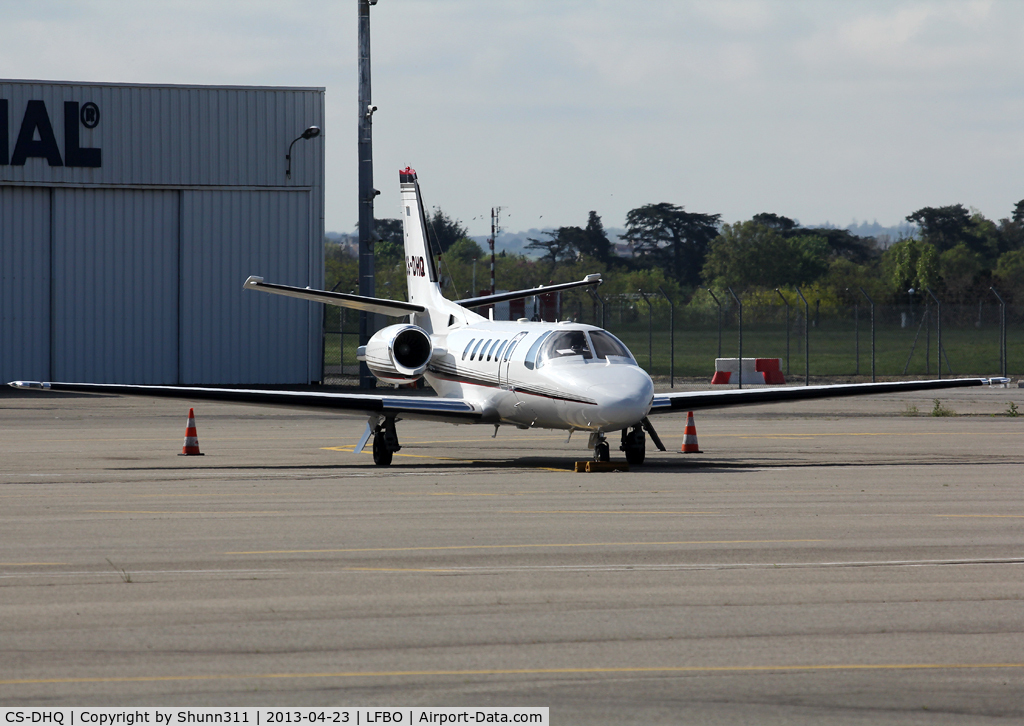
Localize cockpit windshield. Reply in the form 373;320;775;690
589;330;634;361
535;330;593;368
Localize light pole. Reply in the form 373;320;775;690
357;0;379;388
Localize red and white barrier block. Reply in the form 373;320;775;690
711;358;786;385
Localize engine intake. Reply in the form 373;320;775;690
358;324;434;385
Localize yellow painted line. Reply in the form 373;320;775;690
86;510;284;515
3;662;1024;687
936;515;1024;518
225;539;822;555
505;510;718;515
0;563;67;567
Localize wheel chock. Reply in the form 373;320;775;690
574;461;629;473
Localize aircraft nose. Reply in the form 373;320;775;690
587;364;654;429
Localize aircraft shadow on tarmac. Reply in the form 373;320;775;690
106;453;1015;474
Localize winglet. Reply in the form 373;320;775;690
243;275;264;290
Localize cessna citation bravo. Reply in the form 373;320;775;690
10;167;1007;465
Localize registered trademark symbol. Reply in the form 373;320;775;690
80;102;100;129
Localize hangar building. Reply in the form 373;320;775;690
1;80;324;385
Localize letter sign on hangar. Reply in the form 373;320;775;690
0;99;101;167
0;79;326;387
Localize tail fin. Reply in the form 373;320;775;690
399;167;479;331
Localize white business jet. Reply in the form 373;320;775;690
9;167;1005;465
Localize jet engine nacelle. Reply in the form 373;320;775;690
357;324;434;385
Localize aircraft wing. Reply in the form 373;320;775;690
243;276;424;317
8;382;488;424
649;378;999;414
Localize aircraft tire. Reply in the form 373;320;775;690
625;446;645;465
594;441;610;462
372;432;393;466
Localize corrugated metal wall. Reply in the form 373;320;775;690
181;190;310;384
0;187;50;382
0;81;324;385
52;189;179;383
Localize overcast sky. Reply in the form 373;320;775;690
3;0;1023;236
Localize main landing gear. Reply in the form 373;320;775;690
620;426;646;465
371;416;401;466
589;417;666;466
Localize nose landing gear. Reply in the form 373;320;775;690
589;432;611;462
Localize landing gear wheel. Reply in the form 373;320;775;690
594;440;610;462
622;427;646;466
372;432;393;466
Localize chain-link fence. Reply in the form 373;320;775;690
323;296;1022;385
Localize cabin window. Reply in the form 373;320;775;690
470;339;485;361
462;339;476;361
486;339;501;361
588;330;634;361
493;340;509;362
523;331;553;370
504;332;527;362
536;330;593;368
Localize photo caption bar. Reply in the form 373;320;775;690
0;709;549;726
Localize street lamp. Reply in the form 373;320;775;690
286;125;321;179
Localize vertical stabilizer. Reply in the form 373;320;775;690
399;167;479;332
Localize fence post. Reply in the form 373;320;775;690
775;289;790;376
859;287;875;382
638;288;653;373
854;301;859;376
703;287;723;360
990;287;1007;379
925;288;942;378
728;287;743;389
658;286;675;388
796;287;809;386
588;287;606;329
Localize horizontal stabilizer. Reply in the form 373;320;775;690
455;274;602;310
243;276;425;317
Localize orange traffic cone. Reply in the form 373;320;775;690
179;408;204;456
681;411;702;453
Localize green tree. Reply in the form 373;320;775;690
702;221;829;290
882;238;939;295
444;236;485;263
526;228;576;270
579;211;613;263
906;204;988;255
993;249;1024;302
426;208;469;255
938;243;983;302
622;203;721;287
